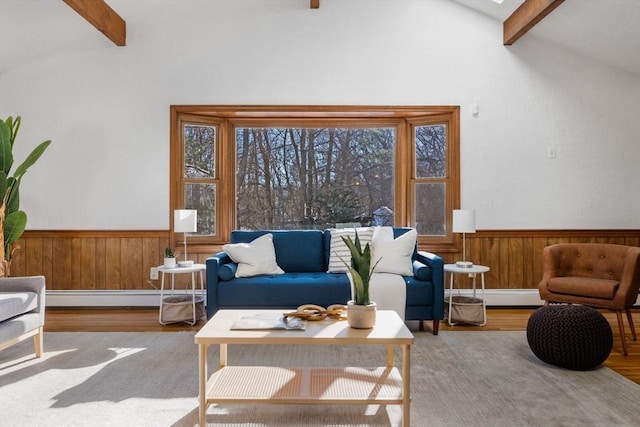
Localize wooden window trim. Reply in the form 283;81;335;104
407;113;461;253
170;105;460;252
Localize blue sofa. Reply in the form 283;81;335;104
205;227;445;333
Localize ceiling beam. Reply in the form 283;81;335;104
63;0;126;46
504;0;564;45
310;0;319;9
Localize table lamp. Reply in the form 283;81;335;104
453;209;475;268
174;209;197;267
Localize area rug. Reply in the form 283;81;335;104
1;331;639;426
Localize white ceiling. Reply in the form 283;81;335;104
0;0;639;77
453;0;640;77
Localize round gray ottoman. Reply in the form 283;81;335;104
526;305;613;370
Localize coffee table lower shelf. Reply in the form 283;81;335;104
205;365;404;404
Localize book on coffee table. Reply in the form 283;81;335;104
230;313;306;330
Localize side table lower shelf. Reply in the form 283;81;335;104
205;366;404;404
445;295;485;325
160;294;205;325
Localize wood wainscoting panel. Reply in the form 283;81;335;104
53;238;74;289
105;237;122;289
10;229;640;293
121;238;143;289
23;237;44;277
13;231;173;291
435;230;639;291
80;237;97;290
95;237;107;290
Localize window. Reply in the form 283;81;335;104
171;106;459;252
184;123;217;235
235;126;395;230
409;116;457;241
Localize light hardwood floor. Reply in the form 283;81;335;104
44;307;639;384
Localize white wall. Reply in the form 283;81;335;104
1;0;639;230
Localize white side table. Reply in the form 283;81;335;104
158;263;206;325
444;264;490;326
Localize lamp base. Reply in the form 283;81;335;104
455;261;474;268
178;260;194;268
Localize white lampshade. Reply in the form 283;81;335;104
452;209;476;233
174;209;197;233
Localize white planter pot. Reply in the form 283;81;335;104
347;300;377;329
163;257;176;268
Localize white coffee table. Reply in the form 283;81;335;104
195;309;414;426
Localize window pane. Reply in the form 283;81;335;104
414;183;445;236
236;127;395;230
415;124;446;178
185;183;215;236
184;125;215;178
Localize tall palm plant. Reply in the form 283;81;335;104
0;116;51;277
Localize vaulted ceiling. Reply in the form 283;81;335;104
0;0;638;77
454;0;640;77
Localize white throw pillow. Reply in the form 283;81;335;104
222;234;284;278
327;227;374;273
371;226;417;276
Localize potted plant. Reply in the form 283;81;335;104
164;247;177;268
0;116;51;277
341;232;380;329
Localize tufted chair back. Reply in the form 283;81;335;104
547;244;629;279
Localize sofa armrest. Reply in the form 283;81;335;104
205;252;233;318
416;251;445;318
0;275;46;319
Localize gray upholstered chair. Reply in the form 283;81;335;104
538;244;640;356
0;275;46;357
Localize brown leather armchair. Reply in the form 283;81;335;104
538;243;640;356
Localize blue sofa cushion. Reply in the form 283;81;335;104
231;230;325;272
218;263;237;281
413;260;432;281
217;272;351;308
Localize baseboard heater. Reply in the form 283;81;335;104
44;289;572;308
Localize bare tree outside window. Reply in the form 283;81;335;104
235;127;395;230
184;124;216;236
414;124;447;236
416;125;446;178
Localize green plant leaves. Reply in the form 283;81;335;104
6;177;20;216
347;265;367;305
4;210;26;260
13;140;51;179
0;115;51;263
341;232;373;305
0;171;7;204
0;119;14;175
8;116;20;145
